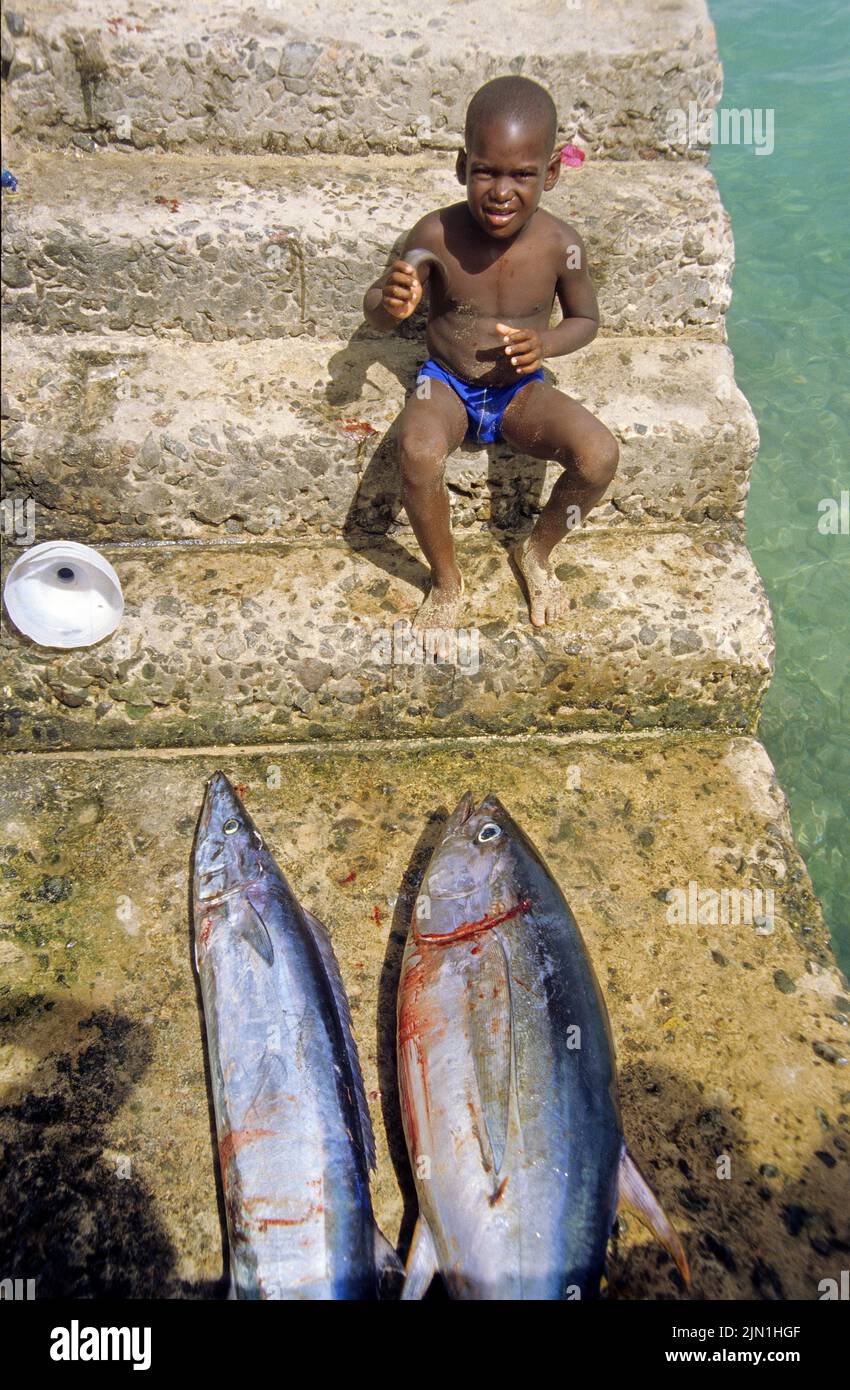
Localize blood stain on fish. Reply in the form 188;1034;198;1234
218;1128;276;1195
489;1176;509;1206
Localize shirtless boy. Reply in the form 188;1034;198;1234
362;75;619;628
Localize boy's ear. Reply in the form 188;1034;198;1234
543;152;562;192
455;149;467;185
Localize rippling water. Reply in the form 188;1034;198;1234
709;0;850;969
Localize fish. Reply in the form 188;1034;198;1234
192;772;399;1299
397;792;690;1300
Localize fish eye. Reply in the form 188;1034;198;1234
478;822;502;843
223;818;240;835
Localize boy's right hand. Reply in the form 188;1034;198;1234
381;261;423;320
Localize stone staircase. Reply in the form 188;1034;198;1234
1;1;847;1301
0;137;766;748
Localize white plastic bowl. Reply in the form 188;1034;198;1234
3;541;124;648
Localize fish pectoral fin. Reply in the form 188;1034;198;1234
400;1217;439;1301
618;1147;691;1288
467;937;513;1175
374;1226;404;1298
240;894;275;965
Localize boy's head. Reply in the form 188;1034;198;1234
457;77;561;240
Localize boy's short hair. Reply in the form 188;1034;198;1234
465;76;558;155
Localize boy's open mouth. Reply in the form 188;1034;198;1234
483;207;517;227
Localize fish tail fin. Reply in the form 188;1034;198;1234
618;1146;691;1288
374;1226;404;1299
400;1216;439;1301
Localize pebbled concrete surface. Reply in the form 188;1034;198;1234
0;531;773;750
2;0;721;159
0;735;846;1298
0;330;758;542
1;149;733;341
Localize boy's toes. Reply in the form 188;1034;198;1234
530;595;548;627
514;539;564;628
545;593;564;625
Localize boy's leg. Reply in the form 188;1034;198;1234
397;379;469;626
499;380;619;626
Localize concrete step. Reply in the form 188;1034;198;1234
0;530;773;752
1;330;758;544
1;149;732;342
3;0;720;160
1;733;844;1297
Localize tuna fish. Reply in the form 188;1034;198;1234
192;772;398;1299
397;792;690;1299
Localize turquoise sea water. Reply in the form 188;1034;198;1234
708;0;849;972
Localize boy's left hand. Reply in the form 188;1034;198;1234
496;323;545;375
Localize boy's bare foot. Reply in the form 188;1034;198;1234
512;538;564;627
412;574;465;629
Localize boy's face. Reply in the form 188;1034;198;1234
457;118;561;240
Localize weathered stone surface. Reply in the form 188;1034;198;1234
0;330;758;542
0;531;773;751
1;735;846;1297
3;0;721;159
0;150;733;341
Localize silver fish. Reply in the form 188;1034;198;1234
192;772;398;1299
397;792;689;1299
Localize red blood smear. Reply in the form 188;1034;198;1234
218;1129;276;1197
340;870;357;885
199;916;215;949
234;783;248;800
372;905;383;927
417;897;531;946
340;418;377;436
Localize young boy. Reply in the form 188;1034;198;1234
362;75;619;628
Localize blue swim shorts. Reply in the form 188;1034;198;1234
415;357;544;443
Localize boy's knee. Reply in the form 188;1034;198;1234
575;431;619;489
398;426;448;488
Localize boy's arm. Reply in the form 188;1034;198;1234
362;223;434;332
497;226;599;374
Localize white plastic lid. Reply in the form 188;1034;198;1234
3;541;124;649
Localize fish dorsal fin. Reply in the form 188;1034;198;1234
301;905;377;1173
466;936;513;1176
240;896;275;966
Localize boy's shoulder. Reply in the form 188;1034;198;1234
403;205;461;253
531;206;585;251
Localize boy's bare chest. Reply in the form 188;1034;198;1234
436;246;556;319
